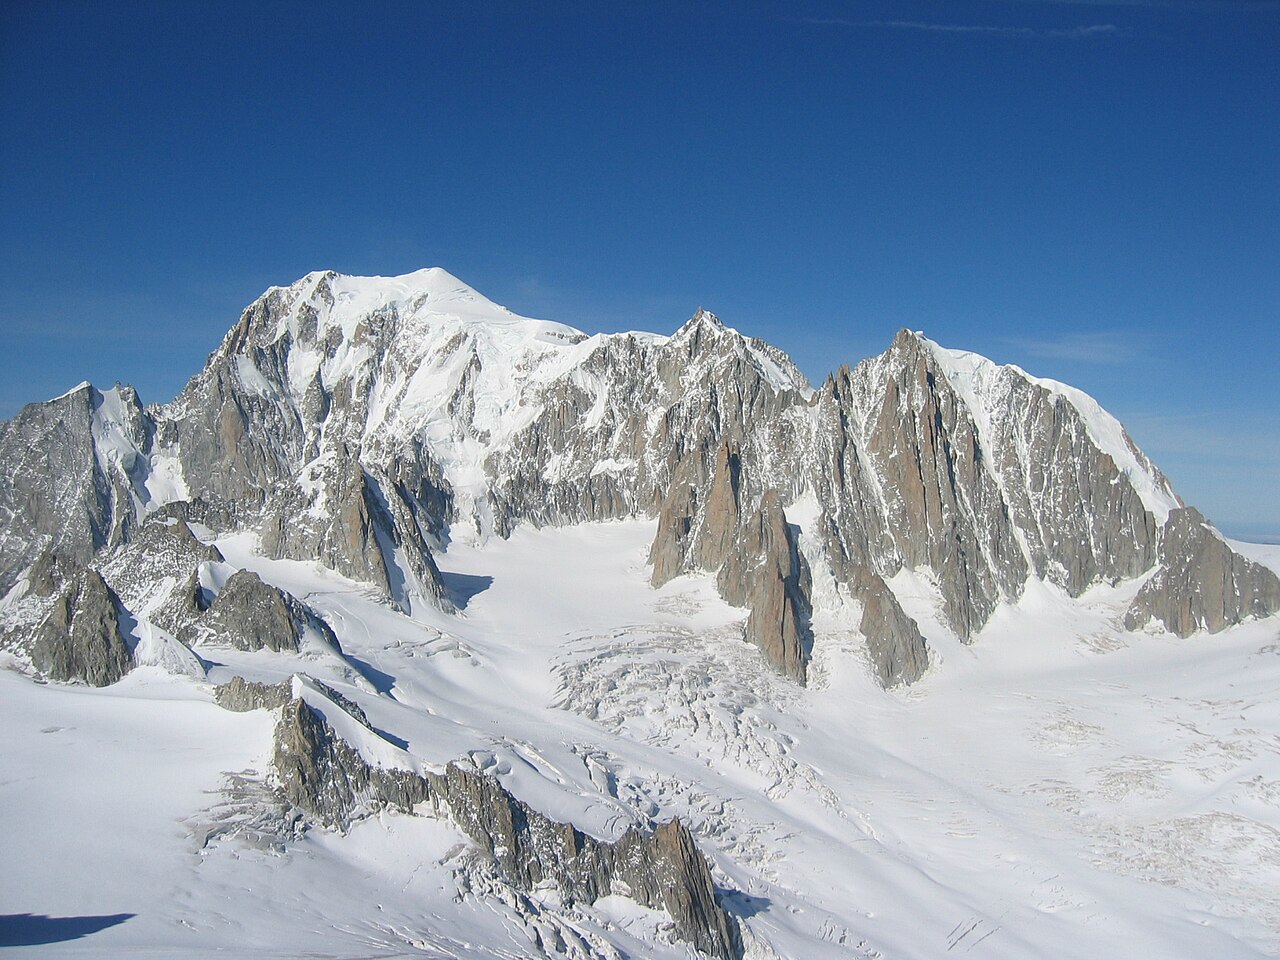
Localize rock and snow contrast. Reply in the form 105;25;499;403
2;267;1279;958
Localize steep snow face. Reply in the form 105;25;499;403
171;267;591;497
88;384;187;513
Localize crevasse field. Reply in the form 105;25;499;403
3;519;1279;959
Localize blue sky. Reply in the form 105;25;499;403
1;1;1277;537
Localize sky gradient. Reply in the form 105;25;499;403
2;1;1277;537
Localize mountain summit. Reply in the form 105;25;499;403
2;269;1279;959
3;267;1275;679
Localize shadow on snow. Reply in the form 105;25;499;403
0;913;134;946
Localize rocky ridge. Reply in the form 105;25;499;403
0;268;1270;694
260;678;740;960
1125;507;1280;636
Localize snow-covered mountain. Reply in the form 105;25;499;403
2;268;1279;959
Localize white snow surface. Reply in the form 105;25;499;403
4;519;1280;958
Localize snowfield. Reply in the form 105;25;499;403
4;519;1280;958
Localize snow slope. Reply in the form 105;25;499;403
3;519;1280;958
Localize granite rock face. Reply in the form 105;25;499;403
272;692;739;959
98;516;223;619
214;676;293;712
24;549;83;601
258;449;450;614
651;444;811;681
488;309;812;537
1124;508;1280;637
153;272;469;613
201;571;339;653
847;565;929;687
716;491;811;683
29;568;133;686
638;324;1179;679
0;384;153;597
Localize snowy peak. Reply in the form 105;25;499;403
5;265;1263;670
674;306;728;337
669;307;812;398
229;266;587;355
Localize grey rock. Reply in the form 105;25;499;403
973;368;1162;592
489;309;812;538
272;695;740;960
821;335;1024;640
810;330;1170;645
1124;508;1280;636
29;568;133;686
650;441;811;681
202;571;339;653
98;516;223;619
437;761;737;960
24;549;82;600
846;565;929;687
697;442;744;572
716;491;811;684
214;676;292;712
273;695;429;828
259;450;393;596
0;384;152;597
649;480;697;587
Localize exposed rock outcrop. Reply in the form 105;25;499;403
29;568;133;686
272;694;740;959
24;549;82;600
202;571;339;653
214;676;292;712
1124;508;1280;637
98;516;223;617
651;443;811;682
0;384;152;596
259;450;450;614
650;480;698;586
846;565;929;687
696;442;744;572
716;491;811;683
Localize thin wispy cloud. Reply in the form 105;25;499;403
1004;331;1141;365
802;18;1125;38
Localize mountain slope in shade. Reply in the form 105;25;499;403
2;268;1280;959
